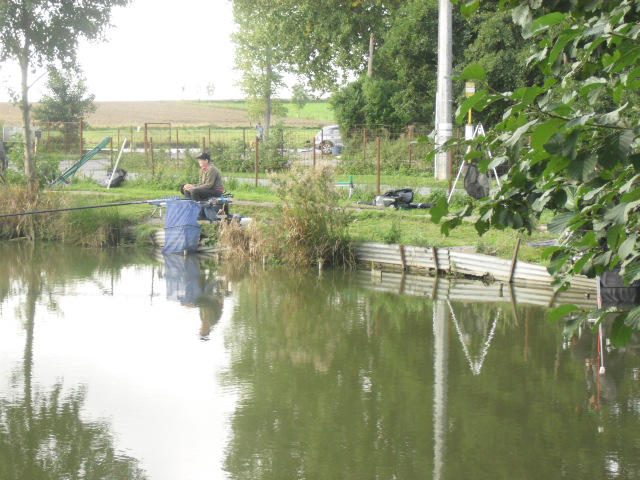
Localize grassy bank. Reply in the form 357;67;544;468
2;174;554;265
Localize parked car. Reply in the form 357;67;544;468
314;125;343;154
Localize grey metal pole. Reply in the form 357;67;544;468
435;0;453;180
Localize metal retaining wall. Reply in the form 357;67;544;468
355;242;597;291
151;231;597;294
355;270;597;310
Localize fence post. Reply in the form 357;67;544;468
377;137;381;195
151;137;155;177
255;136;259;187
409;125;413;168
243;128;246;162
202;137;206;153
176;128;179;161
79;119;84;157
363;129;367;168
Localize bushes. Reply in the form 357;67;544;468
218;165;355;267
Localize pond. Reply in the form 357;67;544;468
1;243;639;480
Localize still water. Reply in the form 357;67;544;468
1;243;639;480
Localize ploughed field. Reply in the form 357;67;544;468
0;101;324;128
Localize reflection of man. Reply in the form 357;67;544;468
180;153;224;201
163;253;227;340
197;295;224;339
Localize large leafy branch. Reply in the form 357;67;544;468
436;0;640;344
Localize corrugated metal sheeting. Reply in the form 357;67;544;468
356;270;597;310
151;232;596;296
355;242;597;291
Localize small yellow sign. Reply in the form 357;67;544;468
465;82;476;98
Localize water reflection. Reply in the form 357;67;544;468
162;253;229;339
0;244;638;480
0;243;147;479
221;268;639;480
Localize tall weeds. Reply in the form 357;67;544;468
0;186;128;245
0;186;67;240
219;165;355;267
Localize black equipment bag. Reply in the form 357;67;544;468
463;163;491;199
380;188;414;209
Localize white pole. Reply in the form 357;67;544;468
435;0;453;180
107;138;128;189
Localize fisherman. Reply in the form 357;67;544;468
180;153;224;201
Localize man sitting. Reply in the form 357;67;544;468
180;153;224;201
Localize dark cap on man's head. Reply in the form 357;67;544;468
196;153;210;161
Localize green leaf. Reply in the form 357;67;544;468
547;212;576;235
512;5;532;29
441;216;463;236
459;63;487;81
606;224;625;251
621;262;640;285
597;129;635;170
548;304;580;323
530;12;566;32
625;306;640;330
474;218;490;236
567;152;597;182
544;130;579;159
455;90;489;124
459;0;480;17
430;197;449;224
611;314;634;347
604;200;640;225
573;252;595;275
530;119;565;152
618;233;637;260
547;29;581;70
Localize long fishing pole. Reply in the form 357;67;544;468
0;197;182;219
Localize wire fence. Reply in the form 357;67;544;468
25;122;475;183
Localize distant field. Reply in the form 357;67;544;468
213;100;334;123
0;100;334;128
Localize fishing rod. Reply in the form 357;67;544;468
0;197;184;219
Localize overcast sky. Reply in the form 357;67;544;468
0;0;248;102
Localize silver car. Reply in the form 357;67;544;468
314;125;343;154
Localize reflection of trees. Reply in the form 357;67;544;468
222;267;640;480
0;383;146;479
223;268;437;479
0;243;155;307
0;243;147;479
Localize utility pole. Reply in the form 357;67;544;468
434;0;453;180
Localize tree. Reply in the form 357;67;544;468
330;1;537;129
434;0;640;344
0;0;130;193
231;0;403;109
32;69;97;151
290;83;310;117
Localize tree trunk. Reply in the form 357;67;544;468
264;59;272;139
19;51;36;194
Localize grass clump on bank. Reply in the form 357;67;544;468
218;166;355;267
0;186;132;246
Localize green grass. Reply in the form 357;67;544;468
206;100;334;123
56;177;555;265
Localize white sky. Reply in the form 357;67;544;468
0;0;249;102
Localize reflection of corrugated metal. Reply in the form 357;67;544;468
355;242;597;290
360;270;597;309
